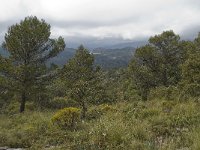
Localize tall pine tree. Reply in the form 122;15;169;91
61;45;103;118
0;16;65;112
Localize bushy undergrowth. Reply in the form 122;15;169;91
86;104;116;120
49;97;79;109
51;107;81;130
1;101;36;115
149;86;179;101
1;99;200;149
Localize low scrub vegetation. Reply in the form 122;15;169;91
0;17;199;149
51;107;81;130
1;99;200;149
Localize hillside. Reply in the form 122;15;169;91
1;46;135;69
93;47;134;69
48;47;135;69
1;99;200;149
0;19;200;150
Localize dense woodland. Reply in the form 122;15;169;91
0;16;200;150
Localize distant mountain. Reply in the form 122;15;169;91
92;47;135;69
0;46;135;69
103;41;147;49
48;48;76;65
49;47;135;69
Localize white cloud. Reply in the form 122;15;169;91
0;0;200;44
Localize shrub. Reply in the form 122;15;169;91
99;104;116;112
87;104;116;120
149;86;179;101
25;102;36;111
51;107;81;129
0;111;53;148
170;102;200;128
179;83;200;101
136;108;160;120
3;101;20;114
49;97;78;109
2;101;36;114
162;101;177;113
151;116;172;137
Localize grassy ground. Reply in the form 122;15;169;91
1;99;200;150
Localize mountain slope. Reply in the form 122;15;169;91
93;47;135;69
0;47;135;69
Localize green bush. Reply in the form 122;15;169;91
162;100;177;113
0;112;53;148
51;107;81;129
1;99;200;149
151;101;200;140
179;83;200;101
3;101;20;114
49;97;78;109
149;86;179;101
2;100;36;114
26;102;36;111
87;104;116;120
136;108;160;120
170;102;200;128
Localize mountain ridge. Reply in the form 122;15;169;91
0;46;135;69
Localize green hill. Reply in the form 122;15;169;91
1;46;135;69
49;47;135;69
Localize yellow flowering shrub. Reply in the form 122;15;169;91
51;107;81;129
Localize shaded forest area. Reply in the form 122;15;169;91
0;16;200;149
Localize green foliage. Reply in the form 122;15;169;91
2;101;20;115
128;30;185;100
51;107;81;129
0;19;200;150
128;57;157;100
189;127;200;150
101;68;140;103
180;52;200;99
48;97;78;109
87;104;116;120
149;86;179;101
93;47;134;69
61;45;106;118
150;101;200;143
1;100;200;149
182;55;200;84
0;16;65;112
148;31;182;84
0;112;53;148
1;100;36;115
47;78;67;98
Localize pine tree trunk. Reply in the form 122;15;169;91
142;89;149;101
20;91;26;113
142;92;148;101
163;68;168;86
81;101;87;119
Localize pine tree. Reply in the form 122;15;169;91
0;16;65;112
129;31;184;100
61;45;102;118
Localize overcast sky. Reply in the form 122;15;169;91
0;0;200;48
